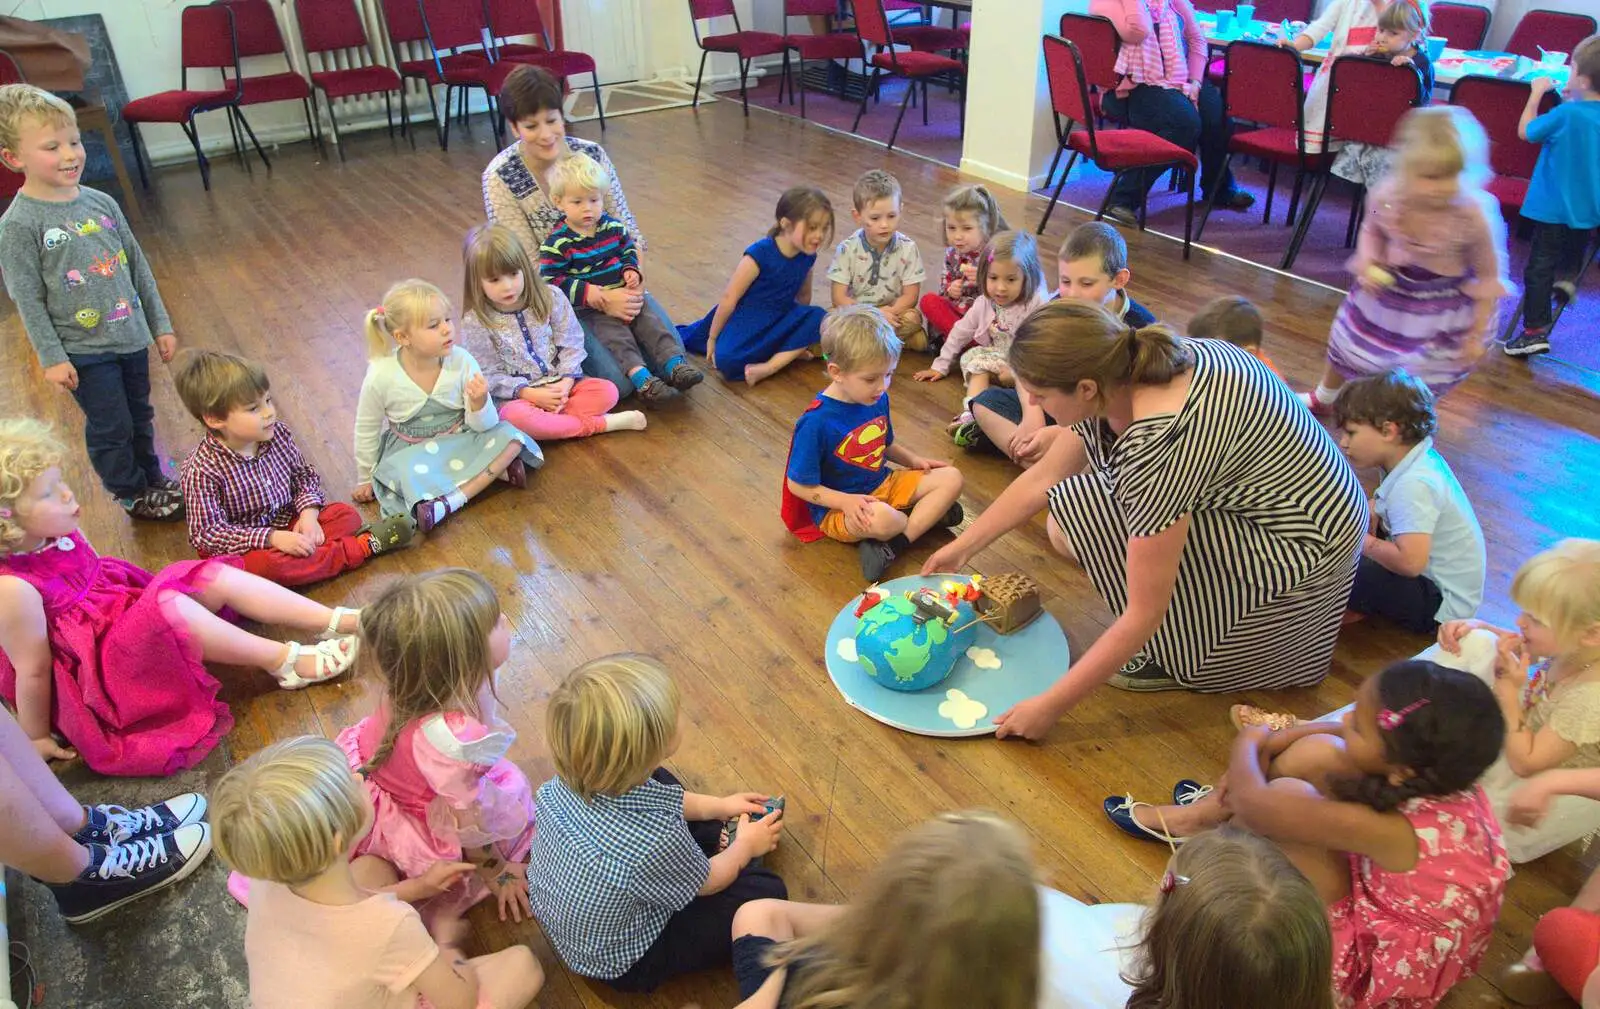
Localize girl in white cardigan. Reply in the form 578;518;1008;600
353;279;542;532
913;232;1049;438
1281;0;1400;153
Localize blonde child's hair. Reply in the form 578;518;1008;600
821;305;901;374
0;84;75;164
852;169;901;211
364;279;451;359
360;569;503;773
769;811;1040;1009
546;653;680;800
172;349;272;425
1512;539;1600;649
1394;105;1491;190
462;223;553;326
1376;0;1428;38
0;418;65;555
978;231;1046;306
1124;826;1334;1009
548;151;610;203
212;736;369;885
942;184;1008;237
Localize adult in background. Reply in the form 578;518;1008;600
924;301;1367;739
1090;0;1254;227
482;65;699;401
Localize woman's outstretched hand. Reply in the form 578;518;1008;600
921;540;972;575
993;694;1061;741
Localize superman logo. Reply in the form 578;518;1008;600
834;417;888;471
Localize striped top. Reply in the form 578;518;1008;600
1048;339;1366;690
539;215;639;307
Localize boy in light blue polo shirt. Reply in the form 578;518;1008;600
1334;369;1485;633
1509;33;1600;357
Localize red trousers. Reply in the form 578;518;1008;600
223;501;372;587
1535;907;1600;1001
920;292;967;341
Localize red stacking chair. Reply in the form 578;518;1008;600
1247;0;1313;21
399;0;497;149
879;0;966;55
485;0;605;130
850;0;966;151
686;0;787;117
1505;9;1596;60
1281;55;1425;270
0;50;25;202
213;0;317;151
779;0;864;120
121;4;256;191
1429;3;1491;51
1037;12;1120;219
291;0;409;160
1449;74;1557;213
1196;40;1328;240
1037;34;1198;258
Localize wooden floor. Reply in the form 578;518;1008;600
5;101;1600;1008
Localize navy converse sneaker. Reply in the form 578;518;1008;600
47;824;212;924
71;793;208;848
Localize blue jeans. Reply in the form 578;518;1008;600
1522;222;1593;331
67;348;164;498
1098;83;1236;211
578;292;684;399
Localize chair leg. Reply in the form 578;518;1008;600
1499;291;1526;343
440;86;454;150
739;58;751;116
233;108;271;172
798;58;808;119
399;89;415;148
302;97;320;153
693;51;709;107
1194;152;1235;243
778;50;791;104
1182;163;1195;261
957;76;965;136
422;83;445;149
1282;173;1327;271
330;96;348;163
591;73;606;130
1344;184;1364;248
1037;143;1074;236
180;118;211;191
1095;173;1120;220
383;92;395;139
1263;162;1279;225
852;67;879;132
922;79;929;126
226;108;245;170
887;77;914;150
127;122;150;189
1286;169;1306;226
489;92;504;146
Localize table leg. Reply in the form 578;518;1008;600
78;108;141;222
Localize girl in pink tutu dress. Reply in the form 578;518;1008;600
338;568;535;926
0;419;363;777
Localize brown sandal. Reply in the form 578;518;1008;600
1229;704;1301;732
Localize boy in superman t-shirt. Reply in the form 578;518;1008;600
782;305;965;582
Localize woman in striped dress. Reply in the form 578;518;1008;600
923;301;1367;740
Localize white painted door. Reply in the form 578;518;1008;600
560;0;644;84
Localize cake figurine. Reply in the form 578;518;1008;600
972;572;1043;634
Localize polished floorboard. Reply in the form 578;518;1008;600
4;99;1599;1008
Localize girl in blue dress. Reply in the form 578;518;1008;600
679;187;834;386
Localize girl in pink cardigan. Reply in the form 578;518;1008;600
913;232;1050;439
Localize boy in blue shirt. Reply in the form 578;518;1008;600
1509;34;1600;357
782;306;964;581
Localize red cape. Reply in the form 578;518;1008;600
780;399;826;542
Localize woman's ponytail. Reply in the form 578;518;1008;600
1127;323;1195;386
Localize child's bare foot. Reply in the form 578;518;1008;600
603;410;648;433
1131;800;1218;838
745;360;782;386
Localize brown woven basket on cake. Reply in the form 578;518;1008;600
974;573;1043;635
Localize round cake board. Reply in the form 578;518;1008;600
824;574;1070;737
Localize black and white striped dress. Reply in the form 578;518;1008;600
1047;340;1368;691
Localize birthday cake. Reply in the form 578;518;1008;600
849;574;1045;693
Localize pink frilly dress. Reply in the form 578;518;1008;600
1330;786;1509;1009
338;704;536;916
0;532;233;776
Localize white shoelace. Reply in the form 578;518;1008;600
95;835;169;879
97;804;164;846
1176;784;1213;805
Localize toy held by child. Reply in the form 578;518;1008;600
0;419;362;775
920;185;1008;342
334;569;537;927
526;654;788;992
0;84;183;521
457;224;644;439
914;231;1049;439
678;186;834;386
1304;106;1510;412
354;279;542;534
782;306;966;582
1329;1;1437;186
828;170;929;351
1186;295;1282;377
538;153;703;402
213;735;545;1009
174;350;413;587
1333;370;1485;633
1506;35;1600;359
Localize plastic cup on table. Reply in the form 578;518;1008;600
1540;49;1569;66
1426;35;1447;60
1235;4;1255;27
1214;9;1235;35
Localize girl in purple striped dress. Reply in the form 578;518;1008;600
1303;107;1510;414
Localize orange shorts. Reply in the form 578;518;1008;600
818;469;924;543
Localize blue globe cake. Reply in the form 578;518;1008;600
853;588;979;692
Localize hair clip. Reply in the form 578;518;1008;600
373;306;386;317
1377;698;1430;731
0;506;10;519
1160;870;1190;894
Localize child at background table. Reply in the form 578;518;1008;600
1283;0;1421;153
920;185;1007;344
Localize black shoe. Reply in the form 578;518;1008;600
1504;329;1551;358
665;362;705;391
120;487;185;522
1108;653;1185;692
1210;189;1256;212
1103;205;1139;228
938;501;964;528
859;539;900;582
147;474;182;495
71;793;207;848
46;824;212;924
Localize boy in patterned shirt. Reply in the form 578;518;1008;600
0;84;183;521
539;153;702;403
827;169;929;351
173;350;413;586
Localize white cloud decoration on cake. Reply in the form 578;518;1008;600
965;646;1001;669
938;689;987;729
835;638;858;662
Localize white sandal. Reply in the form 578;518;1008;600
276;637;359;691
317;607;361;641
